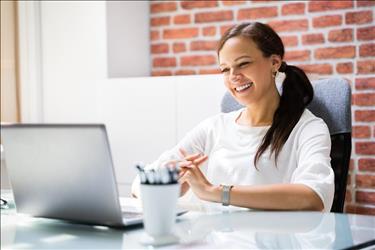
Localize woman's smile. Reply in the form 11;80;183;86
234;82;253;93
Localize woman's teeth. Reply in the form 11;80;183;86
235;82;253;92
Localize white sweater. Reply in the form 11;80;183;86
138;108;334;212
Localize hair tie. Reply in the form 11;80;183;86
279;61;287;73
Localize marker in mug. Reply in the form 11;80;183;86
135;163;180;185
160;167;171;184
135;163;147;184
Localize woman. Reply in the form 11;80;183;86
132;22;334;212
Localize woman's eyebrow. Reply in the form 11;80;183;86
219;55;252;67
234;55;252;61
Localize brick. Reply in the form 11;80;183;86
195;10;233;23
345;204;375;215
199;68;221;74
238;7;278;20
151;43;169;54
173;14;191;25
356;191;375;204
308;1;353;12
173;43;186;53
315;46;355;59
356;142;375;155
297;64;333;75
345;189;352;203
336;62;353;74
251;0;277;2
355;110;375;122
220;24;234;35
359;159;375;172
353;93;375;106
280;35;298;47
268;19;308;32
151;16;170;27
181;55;217;66
357;26;375;41
190;41;218;51
357;60;375;74
281;3;305;15
175;70;196;75
359;43;375;57
302;33;324;45
151;30;160;41
355;77;375;90
151;70;172;76
284;50;310;61
356;175;375;188
346;11;373;24
353;125;371;138
350;159;355;171
221;1;246;6
357;1;375;7
152;57;176;67
313;15;342;28
150;2;177;13
181;1;218;9
203;26;216;36
328;28;353;42
163;28;199;39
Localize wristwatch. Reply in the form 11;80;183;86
221;185;233;206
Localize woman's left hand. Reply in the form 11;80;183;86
178;148;213;201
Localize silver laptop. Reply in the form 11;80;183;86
1;124;164;227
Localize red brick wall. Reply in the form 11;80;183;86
150;0;375;215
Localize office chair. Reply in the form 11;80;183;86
221;78;352;213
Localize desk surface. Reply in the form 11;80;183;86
1;192;375;249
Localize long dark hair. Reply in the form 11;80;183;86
217;22;313;167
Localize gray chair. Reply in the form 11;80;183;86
221;78;352;213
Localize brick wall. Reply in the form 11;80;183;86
150;0;375;215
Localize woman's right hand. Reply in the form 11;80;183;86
164;150;205;197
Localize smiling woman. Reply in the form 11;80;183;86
132;22;334;212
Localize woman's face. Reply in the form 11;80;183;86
219;36;280;106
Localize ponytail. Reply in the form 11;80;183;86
254;62;313;167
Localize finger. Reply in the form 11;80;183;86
193;155;208;166
178;171;190;184
184;152;201;161
178;161;192;168
179;148;188;158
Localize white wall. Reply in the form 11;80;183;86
11;1;226;195
106;1;150;78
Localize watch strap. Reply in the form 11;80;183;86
221;185;233;206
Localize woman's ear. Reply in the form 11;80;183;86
270;55;282;72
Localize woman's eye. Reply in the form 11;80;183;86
238;62;250;68
220;68;229;73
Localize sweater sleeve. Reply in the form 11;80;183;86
291;118;335;212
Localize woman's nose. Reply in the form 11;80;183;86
230;70;242;83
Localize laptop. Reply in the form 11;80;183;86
1;124;183;227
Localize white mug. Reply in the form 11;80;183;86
140;183;180;238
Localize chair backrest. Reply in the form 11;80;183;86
221;78;352;213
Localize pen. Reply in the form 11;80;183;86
146;169;156;184
160;167;171;184
135;163;147;184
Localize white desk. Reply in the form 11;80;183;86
1;191;375;249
